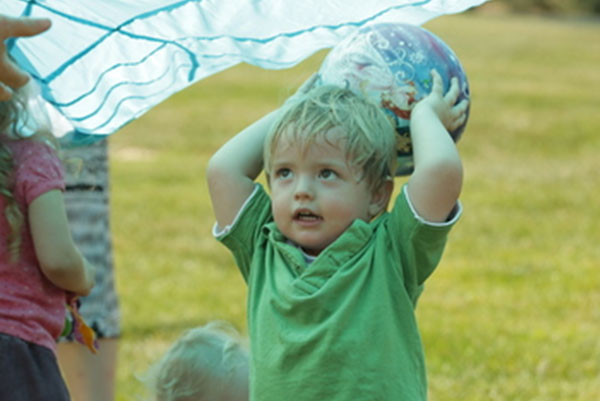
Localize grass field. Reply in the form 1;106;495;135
107;13;600;401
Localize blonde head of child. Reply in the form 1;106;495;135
145;321;249;401
262;84;397;255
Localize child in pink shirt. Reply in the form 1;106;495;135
0;83;96;401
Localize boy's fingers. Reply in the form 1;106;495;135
454;98;469;114
427;69;445;100
430;69;441;80
430;69;443;94
299;73;318;94
449;100;469;130
0;16;51;38
444;77;460;104
448;116;463;132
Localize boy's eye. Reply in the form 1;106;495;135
274;168;292;179
318;169;338;180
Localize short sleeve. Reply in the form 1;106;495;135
13;141;65;206
216;184;273;282
386;184;462;298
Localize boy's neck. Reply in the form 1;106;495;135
286;239;318;264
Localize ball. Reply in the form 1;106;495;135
317;23;470;175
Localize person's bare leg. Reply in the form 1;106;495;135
59;139;120;401
57;338;118;401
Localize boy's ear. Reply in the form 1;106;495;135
369;179;394;218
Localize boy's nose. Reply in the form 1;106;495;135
294;176;314;200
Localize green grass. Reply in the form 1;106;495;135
109;13;600;401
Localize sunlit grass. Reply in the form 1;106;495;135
109;13;600;401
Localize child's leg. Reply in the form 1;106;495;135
56;339;118;401
0;333;71;401
57;140;120;401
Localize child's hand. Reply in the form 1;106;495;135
285;73;319;105
0;15;51;100
411;69;469;133
298;73;319;94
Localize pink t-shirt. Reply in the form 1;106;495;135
0;139;67;352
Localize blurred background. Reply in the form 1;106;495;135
483;0;600;14
103;2;599;400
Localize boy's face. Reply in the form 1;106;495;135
269;128;380;256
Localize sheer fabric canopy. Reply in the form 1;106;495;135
6;0;487;143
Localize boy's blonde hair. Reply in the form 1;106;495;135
0;86;56;260
264;84;397;192
145;321;249;401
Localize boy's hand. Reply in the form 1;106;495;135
412;69;469;133
0;15;51;100
299;73;319;93
285;73;319;105
407;69;465;223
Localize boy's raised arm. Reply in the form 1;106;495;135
206;109;281;229
207;74;317;228
407;70;468;223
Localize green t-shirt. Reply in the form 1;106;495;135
217;184;461;401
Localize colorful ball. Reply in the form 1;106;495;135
317;23;470;175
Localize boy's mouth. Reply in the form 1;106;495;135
294;210;321;221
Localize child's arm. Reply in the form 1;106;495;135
407;70;468;223
28;189;95;296
207;110;281;228
207;74;317;228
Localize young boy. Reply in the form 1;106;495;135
207;70;467;401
